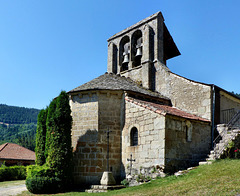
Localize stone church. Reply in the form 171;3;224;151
68;12;240;185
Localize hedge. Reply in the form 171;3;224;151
0;165;26;182
26;165;66;194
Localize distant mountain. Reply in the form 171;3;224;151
0;104;40;151
0;104;40;124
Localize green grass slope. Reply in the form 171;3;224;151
18;159;240;196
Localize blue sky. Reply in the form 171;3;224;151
0;0;239;109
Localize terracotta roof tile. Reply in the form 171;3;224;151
0;143;35;161
126;97;210;122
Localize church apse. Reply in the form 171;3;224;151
70;90;123;185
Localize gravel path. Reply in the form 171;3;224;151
0;183;27;196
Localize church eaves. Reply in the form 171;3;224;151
126;97;210;122
68;72;169;100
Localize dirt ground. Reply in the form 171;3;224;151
0;180;26;196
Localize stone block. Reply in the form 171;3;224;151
151;141;160;149
154;117;165;130
140;137;146;145
159;129;165;139
198;107;205;114
145;135;153;142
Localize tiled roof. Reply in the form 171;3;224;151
68;73;169;100
0;143;35;161
126;97;210;122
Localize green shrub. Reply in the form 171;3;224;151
28;91;73;194
45;99;57;160
26;165;54;179
0;165;26;182
26;175;63;194
35;108;48;165
121;179;129;187
26;164;68;193
46;91;73;183
26;165;60;194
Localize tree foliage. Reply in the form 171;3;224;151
0;104;39;124
35;108;48;165
17;131;36;151
0;104;39;151
45;99;57;160
0;123;37;151
29;91;73;193
46;91;73;181
232;91;240;99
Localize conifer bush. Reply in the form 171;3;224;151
45;99;57;160
26;91;73;194
47;91;73;184
35;108;48;165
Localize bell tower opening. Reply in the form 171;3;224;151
107;12;180;90
120;36;130;72
131;30;143;68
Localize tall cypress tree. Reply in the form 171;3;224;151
45;99;57;160
46;91;73;183
35;108;48;165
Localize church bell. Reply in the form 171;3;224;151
135;47;142;57
122;53;129;64
122;42;130;64
135;37;142;57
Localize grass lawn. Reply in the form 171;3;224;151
17;159;240;196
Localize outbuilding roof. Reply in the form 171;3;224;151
68;72;169;100
0;143;35;161
126;97;210;122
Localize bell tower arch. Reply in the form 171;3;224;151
107;12;180;90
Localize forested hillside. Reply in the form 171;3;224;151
0;104;40;151
0;104;39;124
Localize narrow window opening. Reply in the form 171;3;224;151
130;127;138;146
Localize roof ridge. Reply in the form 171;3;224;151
68;73;169;100
0;143;8;152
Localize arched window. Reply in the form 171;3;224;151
119;36;130;72
130;127;138;146
131;30;143;67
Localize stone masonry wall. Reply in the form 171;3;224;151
155;64;212;120
69;90;123;185
165;115;211;173
122;98;165;177
70;92;99;184
98;91;123;183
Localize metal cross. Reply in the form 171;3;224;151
127;154;135;175
104;128;112;172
